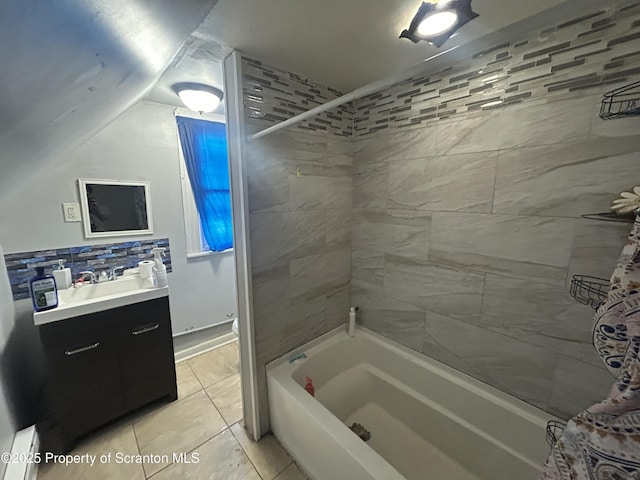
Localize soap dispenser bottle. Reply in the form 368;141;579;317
150;247;168;288
30;267;58;312
52;259;72;290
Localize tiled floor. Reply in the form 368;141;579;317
37;341;307;480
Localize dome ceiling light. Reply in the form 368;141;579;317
400;0;479;48
172;83;224;113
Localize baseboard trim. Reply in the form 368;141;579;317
4;426;38;480
174;332;237;362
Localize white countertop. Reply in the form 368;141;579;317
33;286;169;325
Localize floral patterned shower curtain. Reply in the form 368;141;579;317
541;215;640;479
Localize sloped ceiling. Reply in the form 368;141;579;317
0;0;627;204
0;0;218;201
146;34;231;112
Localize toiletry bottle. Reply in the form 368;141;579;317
150;247;168;288
348;306;359;337
304;377;315;397
52;259;72;290
30;267;58;312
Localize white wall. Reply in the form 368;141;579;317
0;101;237;337
0;246;16;479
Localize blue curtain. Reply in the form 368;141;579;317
176;116;233;251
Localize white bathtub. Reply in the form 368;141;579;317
267;326;555;480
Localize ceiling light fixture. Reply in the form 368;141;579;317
400;0;479;48
172;83;224;113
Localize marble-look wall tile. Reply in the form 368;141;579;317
352;162;389;210
246;144;289;213
246;115;353;436
388;152;498;213
384;258;485;323
481;274;600;366
352;209;431;262
326;209;352;250
359;308;427;353
250;212;292;270
287;135;352;178
252;264;290;318
436;96;594;156
288;156;352;178
493;136;640;217
248;127;326;162
250;210;326;271
567;220;629;282
547;357;614;419
289;248;351;305
434;114;496;157
423;311;556;410
353;126;437;165
326;287;351;331
430;212;575;285
351;248;385;291
255;295;327;366
289;175;352;211
351;284;426;352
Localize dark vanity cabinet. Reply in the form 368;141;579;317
38;297;177;453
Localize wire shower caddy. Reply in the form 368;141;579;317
546;420;567;447
600;80;640;120
580;212;636;223
570;275;609;310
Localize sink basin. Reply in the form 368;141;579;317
58;275;150;304
34;275;168;325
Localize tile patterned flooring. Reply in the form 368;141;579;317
37;341;307;480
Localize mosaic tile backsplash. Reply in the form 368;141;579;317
242;3;639;140
242;56;354;137
353;2;640;136
4;238;172;301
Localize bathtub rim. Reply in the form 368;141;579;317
267;324;557;430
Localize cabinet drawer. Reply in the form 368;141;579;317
39;309;116;343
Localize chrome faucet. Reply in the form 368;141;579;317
78;271;97;284
109;266;125;280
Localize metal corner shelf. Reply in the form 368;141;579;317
581;212;635;223
570;275;609;310
600;80;640;120
546;420;567;447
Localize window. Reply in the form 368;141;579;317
176;116;233;255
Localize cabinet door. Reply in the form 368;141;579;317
42;328;123;436
117;298;177;409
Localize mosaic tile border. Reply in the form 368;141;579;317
242;56;354;137
353;2;640;136
4;238;172;301
242;3;639;139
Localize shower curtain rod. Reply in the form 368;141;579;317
250;46;458;140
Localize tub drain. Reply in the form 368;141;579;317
350;422;371;442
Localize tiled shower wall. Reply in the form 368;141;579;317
243;1;640;430
351;2;640;418
242;57;353;433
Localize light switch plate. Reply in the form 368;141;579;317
62;203;82;222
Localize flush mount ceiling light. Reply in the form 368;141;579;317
172;83;224;113
400;0;479;48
